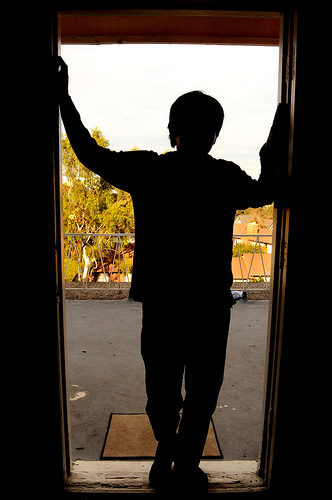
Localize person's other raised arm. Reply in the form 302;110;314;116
235;103;289;209
258;103;289;190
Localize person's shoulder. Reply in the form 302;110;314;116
159;151;176;159
119;149;159;159
209;155;242;172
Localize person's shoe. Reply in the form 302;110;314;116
149;458;173;491
173;465;209;494
149;438;177;492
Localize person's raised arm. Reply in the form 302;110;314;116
56;57;110;176
56;57;153;193
57;57;69;104
258;102;289;189
234;103;289;210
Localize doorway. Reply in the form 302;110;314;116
52;6;296;492
61;43;279;464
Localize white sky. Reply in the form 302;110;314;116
61;44;279;179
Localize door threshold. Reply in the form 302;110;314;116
65;459;266;494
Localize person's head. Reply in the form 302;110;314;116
168;91;224;155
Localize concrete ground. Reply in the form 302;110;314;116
66;299;269;462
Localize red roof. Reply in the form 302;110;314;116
232;253;272;280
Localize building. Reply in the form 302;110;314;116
234;212;274;230
233;221;273;254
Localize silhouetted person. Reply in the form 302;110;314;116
57;57;286;493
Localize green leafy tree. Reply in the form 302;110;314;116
62;127;135;234
62;127;135;280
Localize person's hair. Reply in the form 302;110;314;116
167;91;224;148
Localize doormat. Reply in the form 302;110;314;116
101;413;223;459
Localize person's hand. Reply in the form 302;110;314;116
263;103;289;162
56;57;69;102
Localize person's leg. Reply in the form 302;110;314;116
141;299;186;490
141;300;185;440
175;303;231;491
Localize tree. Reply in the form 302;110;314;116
62;127;135;234
62;127;135;280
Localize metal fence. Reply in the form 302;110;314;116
64;233;273;292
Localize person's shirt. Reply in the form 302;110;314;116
60;96;278;304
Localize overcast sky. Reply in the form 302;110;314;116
61;44;279;179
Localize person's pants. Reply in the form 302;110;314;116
141;298;231;467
